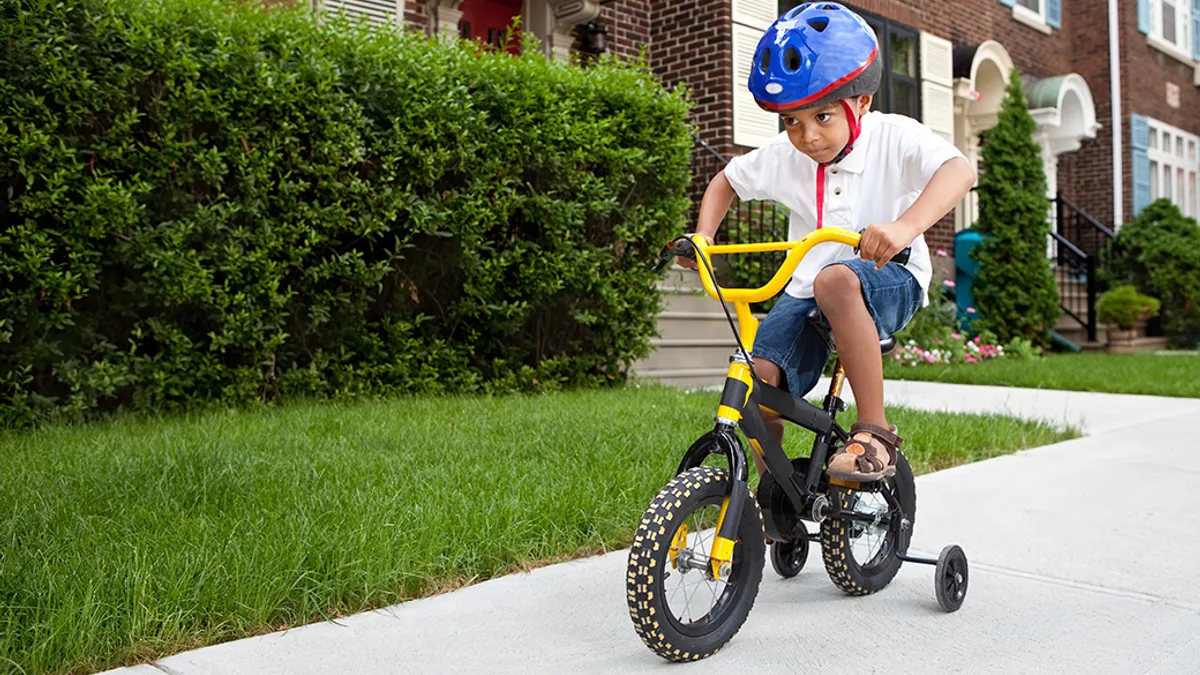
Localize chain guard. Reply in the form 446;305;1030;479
756;457;819;542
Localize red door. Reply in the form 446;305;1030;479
459;0;523;54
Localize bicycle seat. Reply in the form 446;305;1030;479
805;307;896;356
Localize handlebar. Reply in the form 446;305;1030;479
656;229;911;305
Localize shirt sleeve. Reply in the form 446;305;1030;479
722;144;778;202
899;121;967;194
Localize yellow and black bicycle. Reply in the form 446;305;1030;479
626;229;969;662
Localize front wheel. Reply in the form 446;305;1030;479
626;466;765;662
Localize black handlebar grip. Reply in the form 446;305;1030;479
652;238;698;273
891;247;912;266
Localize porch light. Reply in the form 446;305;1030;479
581;21;608;55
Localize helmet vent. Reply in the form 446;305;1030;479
819;3;841;9
807;17;829;32
759;48;771;73
784;46;802;71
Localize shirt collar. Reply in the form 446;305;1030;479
832;111;875;174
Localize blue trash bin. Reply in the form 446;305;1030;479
953;228;984;331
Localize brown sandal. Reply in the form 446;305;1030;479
827;422;903;482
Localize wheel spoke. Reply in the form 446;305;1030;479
679;573;697;622
667;503;729;626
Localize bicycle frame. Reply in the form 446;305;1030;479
671;229;867;579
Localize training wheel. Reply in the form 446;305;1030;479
934;544;968;612
769;522;810;579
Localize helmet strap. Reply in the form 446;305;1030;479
815;98;864;230
826;98;862;165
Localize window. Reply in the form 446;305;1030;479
1015;0;1043;18
1147;118;1200;219
317;0;402;28
1010;0;1057;32
880;27;921;120
1150;0;1193;57
778;2;923;120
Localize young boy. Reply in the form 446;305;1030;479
680;3;976;482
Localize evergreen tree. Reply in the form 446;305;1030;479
971;69;1060;347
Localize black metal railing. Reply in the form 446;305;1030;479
1051;192;1115;343
688;135;788;244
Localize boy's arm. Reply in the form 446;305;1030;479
678;170;738;270
858;157;977;269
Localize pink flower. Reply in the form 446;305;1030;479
942;279;956;288
965;355;978;364
936;248;948;257
951;332;961;339
966;307;977;314
974;336;981;343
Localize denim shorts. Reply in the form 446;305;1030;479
752;258;924;398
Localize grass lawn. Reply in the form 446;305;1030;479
0;386;1075;674
883;352;1200;398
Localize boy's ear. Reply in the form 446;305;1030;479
856;95;873;115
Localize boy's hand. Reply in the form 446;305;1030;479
676;233;713;270
859;221;918;270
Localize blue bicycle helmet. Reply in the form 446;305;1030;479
748;3;882;112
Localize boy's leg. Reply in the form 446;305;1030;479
813;260;922;480
750;357;784;476
812;265;887;428
748;293;822;476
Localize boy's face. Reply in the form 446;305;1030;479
779;95;872;164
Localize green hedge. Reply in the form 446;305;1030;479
0;0;692;425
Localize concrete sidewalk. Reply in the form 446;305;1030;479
102;383;1200;675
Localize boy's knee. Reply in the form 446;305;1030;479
813;265;863;310
752;357;782;388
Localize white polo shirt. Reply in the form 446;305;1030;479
722;111;965;302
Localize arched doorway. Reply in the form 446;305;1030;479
952;40;1015;231
458;0;522;53
429;0;603;61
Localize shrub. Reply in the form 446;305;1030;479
0;0;692;425
892;256;1038;366
970;69;1060;347
1103;199;1200;346
1095;285;1161;330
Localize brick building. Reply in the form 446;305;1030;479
316;0;1199;257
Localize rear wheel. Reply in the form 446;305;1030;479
769;532;809;579
626;466;765;662
820;451;916;596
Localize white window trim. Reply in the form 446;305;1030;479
1146;117;1200;219
1012;1;1052;34
1148;0;1194;64
1147;33;1198;66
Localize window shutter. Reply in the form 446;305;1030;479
319;0;402;28
732;24;781;148
1193;0;1200;61
998;0;1015;7
1137;0;1150;35
919;32;955;142
731;0;777;30
920;32;953;88
1131;115;1152;216
1047;0;1062;29
731;1;781;148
